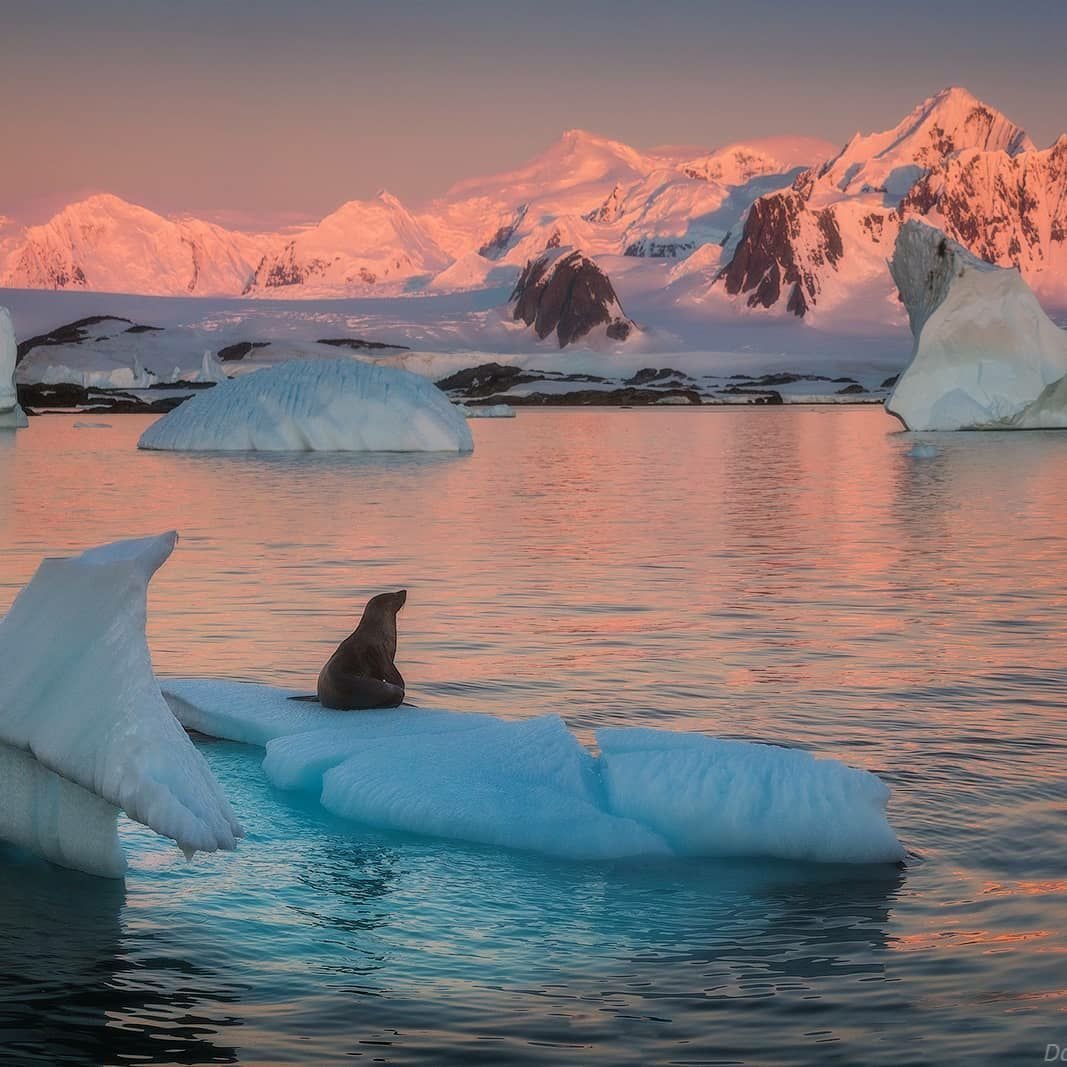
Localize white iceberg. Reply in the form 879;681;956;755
0;533;241;877
138;359;474;452
163;679;904;865
0;307;27;428
887;220;1067;431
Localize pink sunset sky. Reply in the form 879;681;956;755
2;0;1065;229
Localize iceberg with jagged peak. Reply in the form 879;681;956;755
163;679;904;865
0;307;27;428
138;358;474;452
887;221;1067;430
0;533;241;877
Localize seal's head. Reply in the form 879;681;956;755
364;589;407;618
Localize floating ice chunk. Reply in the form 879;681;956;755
138;359;474;452
165;679;903;865
905;442;939;458
887;221;1067;431
461;403;515;418
163;678;494;748
0;534;241;876
597;728;904;865
0;307;27;428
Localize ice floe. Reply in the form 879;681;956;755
163;679;904;866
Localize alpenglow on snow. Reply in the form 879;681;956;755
0;533;242;877
138;358;474;452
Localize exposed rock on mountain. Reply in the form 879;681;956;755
509;250;635;348
718;193;843;315
716;87;1065;317
899;135;1067;297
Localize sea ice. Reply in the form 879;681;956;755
0;534;241;877
887;221;1067;430
0;307;28;428
138;358;474;452
163;679;904;865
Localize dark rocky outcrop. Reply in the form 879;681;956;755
436;362;538;397
16;382;192;415
625;367;692;385
216;341;269;361
509;250;636;348
475;387;702;407
316;337;411;352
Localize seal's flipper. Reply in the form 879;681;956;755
286;695;320;703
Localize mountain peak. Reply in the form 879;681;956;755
812;87;1033;198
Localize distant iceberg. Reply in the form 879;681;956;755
138;358;474;452
0;307;28;428
462;403;515;418
0;534;241;877
163;679;904;866
887;220;1067;431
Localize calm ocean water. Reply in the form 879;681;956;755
1;408;1065;1065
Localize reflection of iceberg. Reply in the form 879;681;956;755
0;860;244;1064
0;307;28;428
887;221;1067;430
138;358;474;452
0;533;241;877
163;679;904;865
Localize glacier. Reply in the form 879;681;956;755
162;679;905;866
138;358;474;452
887;220;1067;430
0;533;241;877
0;307;28;428
15;315;230;390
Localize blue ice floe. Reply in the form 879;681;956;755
163;679;905;866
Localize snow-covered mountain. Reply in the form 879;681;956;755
2;194;266;296
716;87;1067;317
3;87;1065;338
243;191;451;295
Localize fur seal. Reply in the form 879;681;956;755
315;590;407;710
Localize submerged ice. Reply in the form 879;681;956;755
163;680;905;865
0;534;241;877
138;358;474;452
